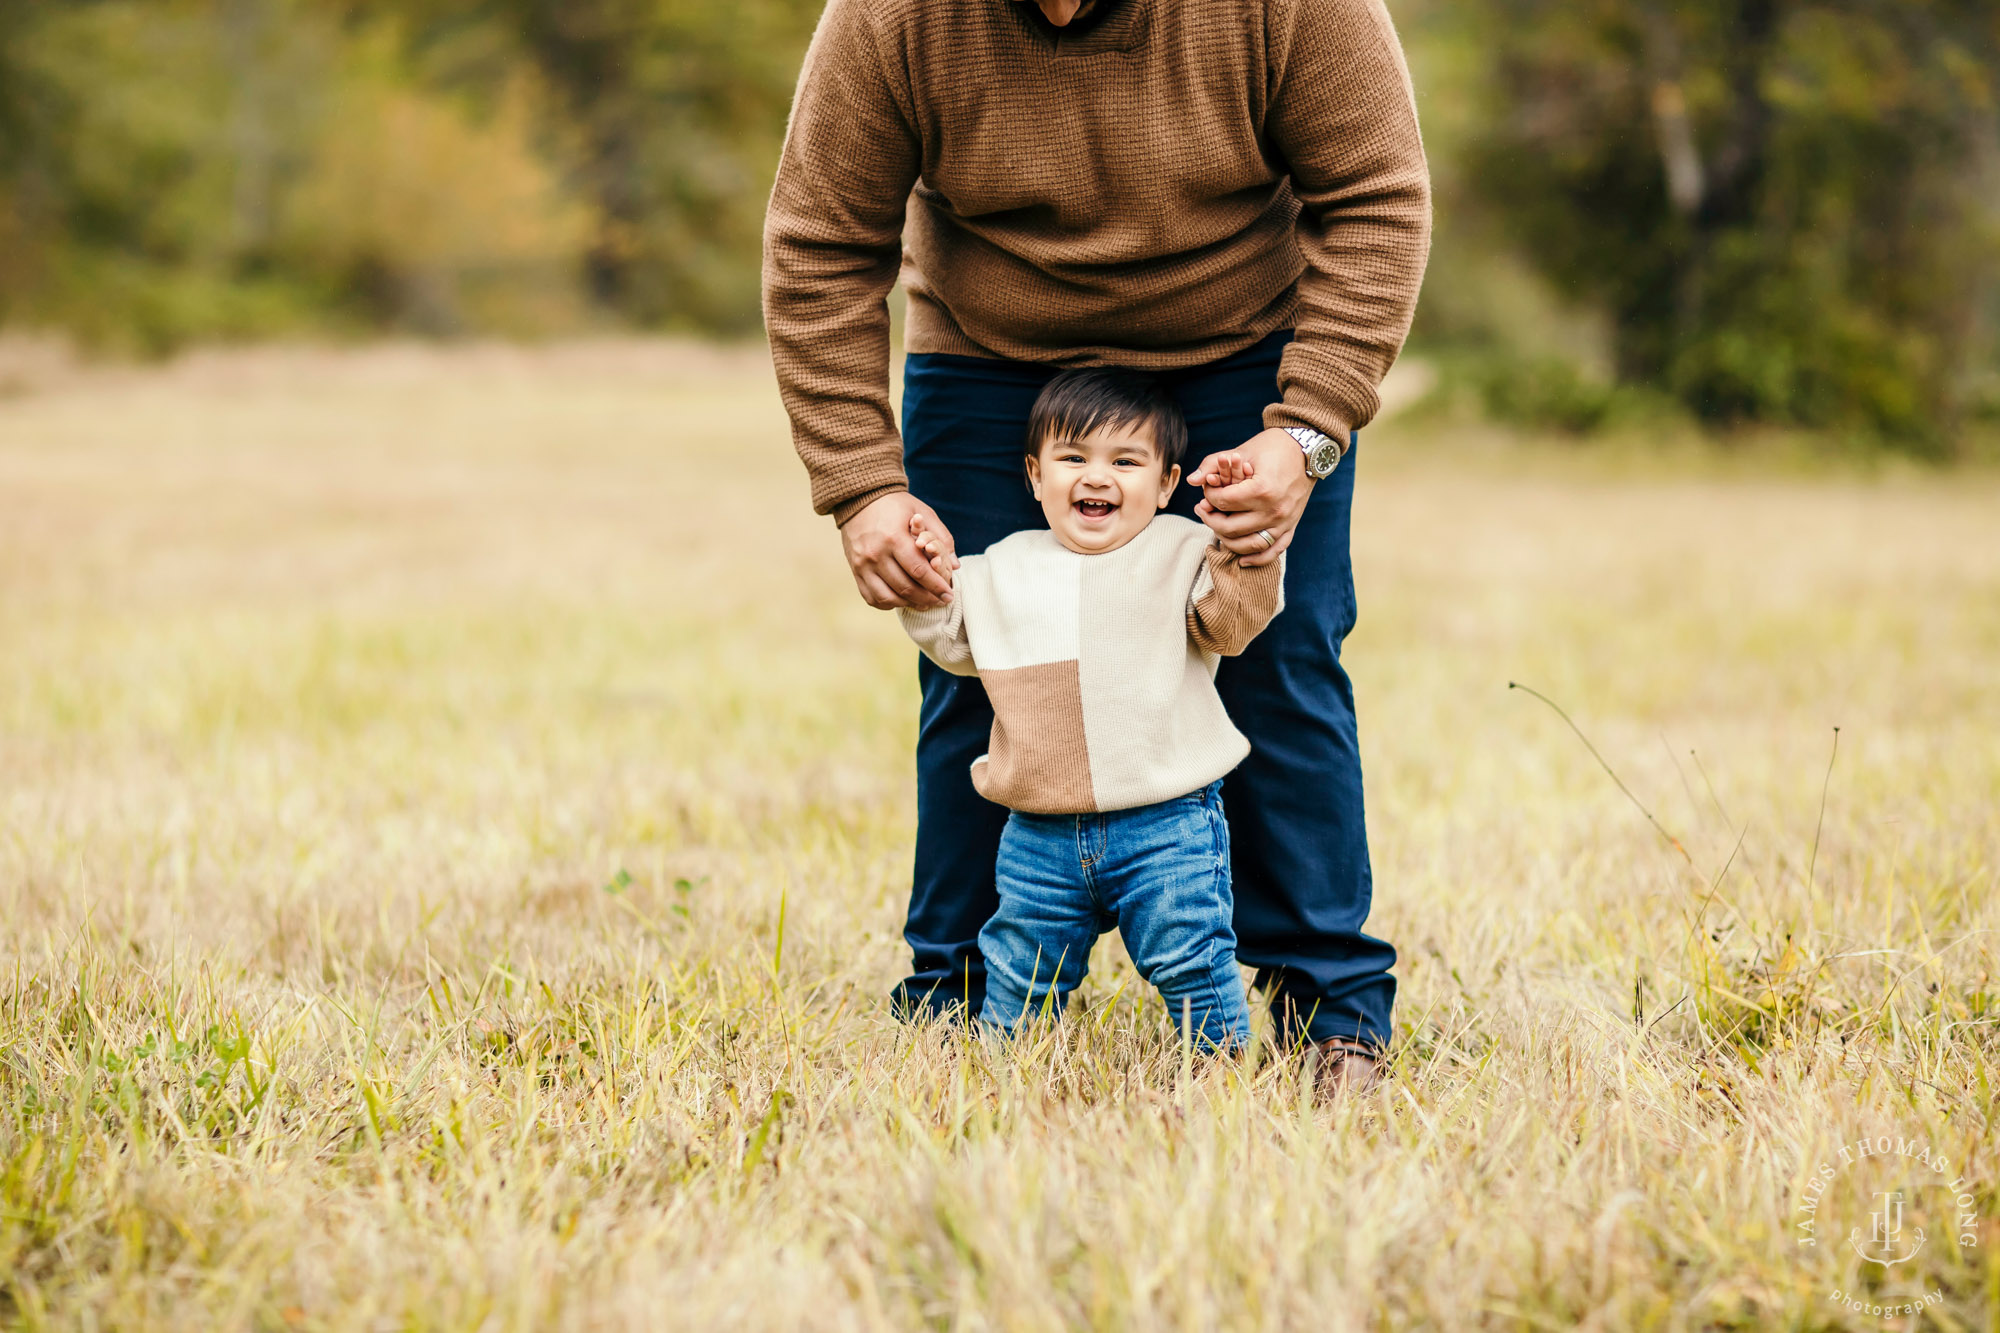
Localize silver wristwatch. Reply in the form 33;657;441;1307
1286;425;1343;480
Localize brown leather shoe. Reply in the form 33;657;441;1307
1309;1037;1383;1099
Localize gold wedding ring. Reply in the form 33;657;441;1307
1257;528;1277;550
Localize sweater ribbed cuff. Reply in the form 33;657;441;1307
1262;401;1354;469
830;482;911;528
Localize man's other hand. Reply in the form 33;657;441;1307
1187;427;1317;568
841;492;960;609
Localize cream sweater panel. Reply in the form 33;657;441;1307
900;516;1284;813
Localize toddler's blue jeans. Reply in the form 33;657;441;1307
979;780;1253;1051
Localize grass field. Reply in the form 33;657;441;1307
1;341;1996;1330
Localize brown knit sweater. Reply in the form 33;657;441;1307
762;0;1432;523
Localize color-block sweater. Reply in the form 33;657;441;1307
763;0;1432;523
899;517;1284;814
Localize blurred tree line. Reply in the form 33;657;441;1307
0;0;818;348
0;0;1995;451
1411;0;2000;453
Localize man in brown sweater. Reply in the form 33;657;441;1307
762;0;1430;1089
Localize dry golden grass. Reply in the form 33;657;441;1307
1;341;1996;1330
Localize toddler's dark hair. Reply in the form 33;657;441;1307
1025;368;1187;471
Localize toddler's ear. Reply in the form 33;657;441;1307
1158;463;1181;508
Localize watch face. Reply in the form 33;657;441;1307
1309;441;1340;478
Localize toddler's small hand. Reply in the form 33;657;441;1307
1187;451;1255;490
909;514;956;586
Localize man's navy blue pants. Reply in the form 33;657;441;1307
891;328;1397;1050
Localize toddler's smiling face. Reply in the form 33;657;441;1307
1027;422;1180;555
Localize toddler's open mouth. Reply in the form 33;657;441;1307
1073;499;1118;520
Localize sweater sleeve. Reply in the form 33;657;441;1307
897;575;977;677
1262;0;1433;455
761;0;923;525
1187;544;1286;657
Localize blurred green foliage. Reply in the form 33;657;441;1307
355;0;823;330
1;0;1996;450
0;0;815;350
1409;0;2000;454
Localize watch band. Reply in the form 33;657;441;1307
1285;425;1343;480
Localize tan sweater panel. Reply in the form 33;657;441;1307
763;0;1432;523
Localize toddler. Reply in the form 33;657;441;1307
899;368;1283;1050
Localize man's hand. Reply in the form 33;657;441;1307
1186;426;1317;568
840;491;960;609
